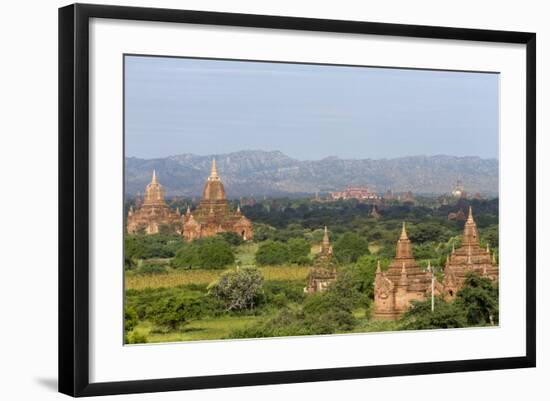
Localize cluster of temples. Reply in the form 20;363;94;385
302;206;500;319
126;171;182;235
373;206;499;320
127;160;253;241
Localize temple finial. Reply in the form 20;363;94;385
427;260;432;273
486;243;490;253
321;226;331;254
467;205;474;222
152;169;158;183
237;204;241;213
376;260;381;274
400;222;408;240
492;252;496;264
210;158;219;179
452;243;456;253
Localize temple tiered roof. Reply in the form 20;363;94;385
127;171;182;235
443;207;499;298
183;159;253;241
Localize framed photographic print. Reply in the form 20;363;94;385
58;3;536;397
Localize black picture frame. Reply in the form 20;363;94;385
59;3;536;397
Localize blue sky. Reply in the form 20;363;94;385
124;55;499;160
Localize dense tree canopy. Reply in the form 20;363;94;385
255;240;290;266
172;237;234;269
333;232;370;263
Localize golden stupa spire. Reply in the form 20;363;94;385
400;222;408;240
209;158;219;180
467;205;474;222
376;260;381;274
321;226;332;255
152;169;158;184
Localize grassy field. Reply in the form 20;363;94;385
125;265;310;290
131;315;266;343
126;241;311;290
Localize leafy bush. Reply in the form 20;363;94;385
348;255;382;302
149;291;222;330
252;223;277;242
125;234;183;260
255;240;289;266
136;263;167;275
261;281;305;306
172;237;234;269
482;224;499;248
171;242;200;269
208;267;264;311
455;272;499;325
124;305;138;333
408;223;447;244
333;233;370;264
218;232;244;246
126;332;148;344
401;297;468;330
287;238;311;264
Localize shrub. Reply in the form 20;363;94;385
149;292;221;330
125;234;182;260
401;297;467;330
287;238;311;264
408;223;447;244
126;332;148;344
333;233;370;264
208;267;264;311
124;305;138;333
255;240;289;266
455;272;499;325
137;263;167;275
218;232;244;246
349;255;381;302
196;238;235;268
172;242;200;269
262;281;305;305
172;237;234;269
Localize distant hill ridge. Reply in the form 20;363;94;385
125;150;498;197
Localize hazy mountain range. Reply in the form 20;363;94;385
125;150;498;198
